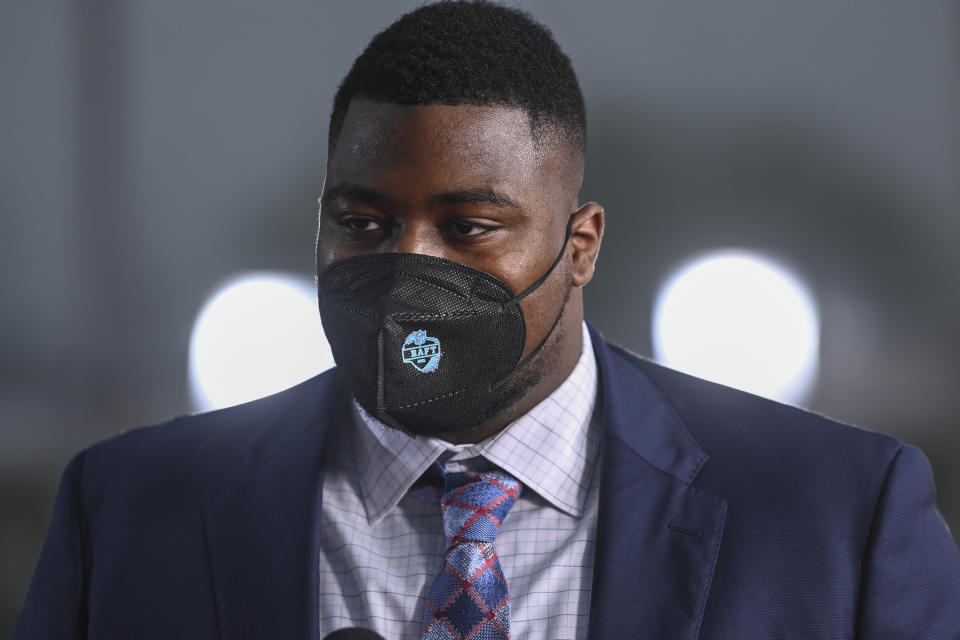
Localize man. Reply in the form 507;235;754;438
17;2;960;639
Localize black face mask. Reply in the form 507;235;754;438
317;217;573;436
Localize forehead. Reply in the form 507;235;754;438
327;100;566;205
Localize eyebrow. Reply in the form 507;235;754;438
321;182;388;206
426;187;521;210
321;182;521;211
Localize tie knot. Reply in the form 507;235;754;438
440;469;522;546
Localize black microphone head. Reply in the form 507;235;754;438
322;629;386;640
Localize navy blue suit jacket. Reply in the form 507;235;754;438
17;326;960;638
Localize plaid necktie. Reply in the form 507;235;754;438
420;466;523;640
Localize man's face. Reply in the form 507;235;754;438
317;100;579;365
316;99;602;441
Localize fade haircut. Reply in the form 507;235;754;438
328;0;586;159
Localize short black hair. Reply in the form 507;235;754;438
329;0;586;158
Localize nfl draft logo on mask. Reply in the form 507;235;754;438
402;330;442;373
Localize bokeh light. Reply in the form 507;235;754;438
652;250;820;405
188;272;335;412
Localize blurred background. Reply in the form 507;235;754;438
2;0;957;631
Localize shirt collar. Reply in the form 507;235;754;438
352;323;600;524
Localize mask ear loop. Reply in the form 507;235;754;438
492;213;575;390
505;213;575;307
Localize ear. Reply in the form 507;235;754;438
570;202;604;287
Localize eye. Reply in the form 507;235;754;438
336;215;385;233
449;219;495;237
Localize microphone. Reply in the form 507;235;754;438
322;629;386;640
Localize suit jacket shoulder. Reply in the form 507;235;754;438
619;343;903;497
80;370;342;502
592;335;960;638
15;370;348;640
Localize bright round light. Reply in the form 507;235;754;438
652;250;819;405
188;272;335;412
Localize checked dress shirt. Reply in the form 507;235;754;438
317;324;601;639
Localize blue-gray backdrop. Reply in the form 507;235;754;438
2;1;958;632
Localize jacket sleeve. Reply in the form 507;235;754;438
856;444;960;638
14;452;90;640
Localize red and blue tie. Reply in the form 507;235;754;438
420;468;523;640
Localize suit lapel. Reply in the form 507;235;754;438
202;373;349;640
588;326;726;640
